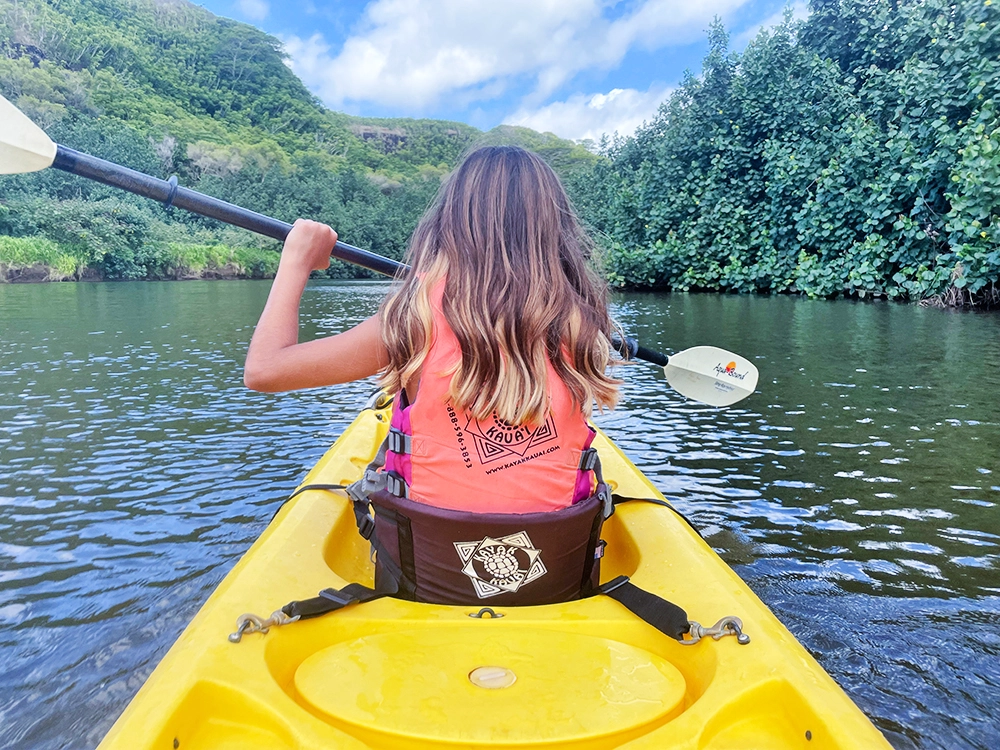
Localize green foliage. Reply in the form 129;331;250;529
0;233;280;281
583;1;1000;305
160;243;278;278
0;0;594;281
0;197;160;278
0;235;85;278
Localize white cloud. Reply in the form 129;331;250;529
237;0;269;22
505;84;673;143
282;0;746;111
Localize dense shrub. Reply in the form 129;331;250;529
583;0;1000;306
0;198;161;278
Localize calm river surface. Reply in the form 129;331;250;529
1;280;998;749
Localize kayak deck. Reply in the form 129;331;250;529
97;401;891;749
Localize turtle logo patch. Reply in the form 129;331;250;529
454;531;547;599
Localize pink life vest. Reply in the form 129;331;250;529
383;280;596;513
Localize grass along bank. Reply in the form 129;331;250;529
0;236;279;282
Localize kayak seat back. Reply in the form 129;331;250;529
320;487;644;588
367;487;606;606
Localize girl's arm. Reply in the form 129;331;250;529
244;219;388;392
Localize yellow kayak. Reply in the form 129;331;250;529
98;398;891;749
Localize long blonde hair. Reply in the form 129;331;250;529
379;146;619;425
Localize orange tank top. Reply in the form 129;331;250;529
383;280;596;513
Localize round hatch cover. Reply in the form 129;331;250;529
294;626;686;744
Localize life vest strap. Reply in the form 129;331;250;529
352;428;412;501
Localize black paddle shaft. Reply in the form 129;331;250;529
50;144;662;365
51;145;406;278
610;335;669;366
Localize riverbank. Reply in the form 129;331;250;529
0;262;272;282
3;234;998;310
0;236;278;282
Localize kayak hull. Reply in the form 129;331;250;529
97;401;891;749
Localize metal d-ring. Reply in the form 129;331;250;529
469;607;504;619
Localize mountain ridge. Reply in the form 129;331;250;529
0;0;595;180
0;0;597;280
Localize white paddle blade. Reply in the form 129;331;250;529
664;346;759;407
0;94;57;174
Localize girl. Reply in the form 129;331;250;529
245;146;619;516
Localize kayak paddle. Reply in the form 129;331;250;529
611;340;758;407
0;94;759;405
0;95;397;276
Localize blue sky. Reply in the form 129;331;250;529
194;0;808;141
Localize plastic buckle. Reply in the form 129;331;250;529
387;428;411;454
345;480;367;506
599;575;630;594
319;587;358;607
356;510;376;540
386;472;409;499
579;448;598;471
362;468;385;495
598;483;613;519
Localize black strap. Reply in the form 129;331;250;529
270;468;417;601
348;485;377;540
281;582;385;620
270;483;347;523
162;175;180;209
612;494;704;540
365;499;417;600
599;576;690;641
579;504;605;594
281;577;689;647
288;483;348;500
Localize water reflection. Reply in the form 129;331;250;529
0;282;997;749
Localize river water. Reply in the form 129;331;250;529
0;280;997;749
